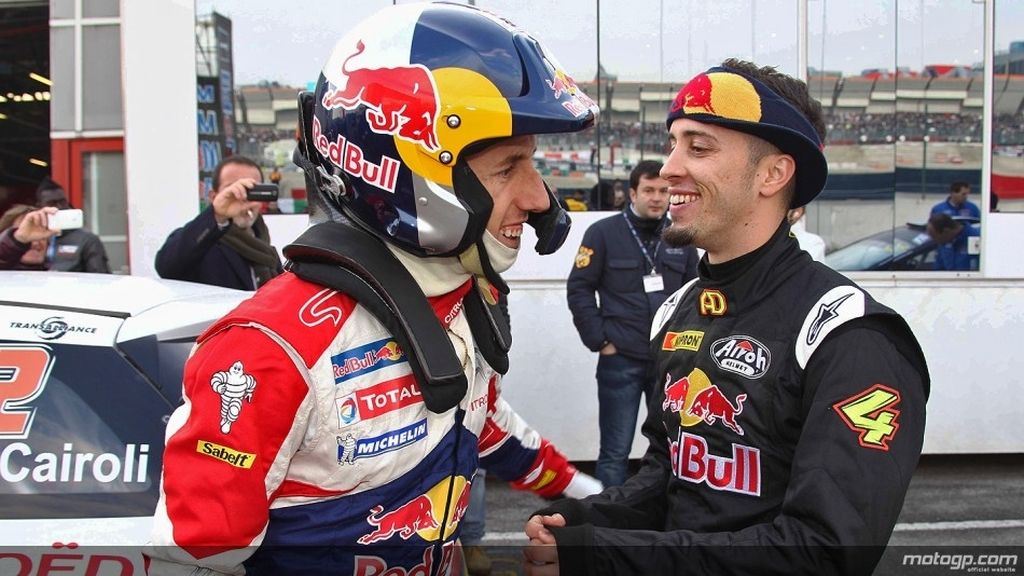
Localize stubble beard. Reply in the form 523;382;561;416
663;224;696;248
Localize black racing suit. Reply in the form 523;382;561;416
537;223;930;576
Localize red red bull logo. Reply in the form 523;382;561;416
322;40;441;152
711;335;771;379
669;430;761;496
312;116;401;194
662;368;746;436
354;541;456;576
332;338;405;384
673;73;715;114
546;69;597;117
357;495;439;545
689;385;747;436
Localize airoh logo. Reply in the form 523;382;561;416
710;335;771;379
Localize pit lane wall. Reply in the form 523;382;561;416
263;212;1024;459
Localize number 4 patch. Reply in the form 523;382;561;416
832;384;901;451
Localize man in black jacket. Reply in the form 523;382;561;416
566;160;699;488
527;59;929;576
155;155;283;290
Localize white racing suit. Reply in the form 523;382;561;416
145;272;591;575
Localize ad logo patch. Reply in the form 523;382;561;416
574;246;594;269
336;419;427;465
210;361;257;434
669;430;760;496
332;338;405;384
833;384;902;451
335;374;423;428
663;369;747;436
711;335;771;379
197;440;255;469
698;289;727;316
662;330;704;352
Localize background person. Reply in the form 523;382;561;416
566;159;699;488
787;205;826;261
927;213;979;271
930;180;980;219
155;155;283;290
0;204;56;270
526;59;929;576
35;177;111;273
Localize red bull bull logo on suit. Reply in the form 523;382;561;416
662;368;747;436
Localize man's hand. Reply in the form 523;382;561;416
524;514;565;576
211;178;263;226
13;207;58;244
599;342;617;356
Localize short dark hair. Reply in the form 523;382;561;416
629;160;664;190
949;181;970;193
928;213;959;234
212;155;264;192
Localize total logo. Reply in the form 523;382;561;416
357;475;473;545
669;430;761;497
710;335;771;379
662;368;747;436
335;373;423;428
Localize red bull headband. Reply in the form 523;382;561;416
666;66;828;208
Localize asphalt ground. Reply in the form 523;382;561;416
472;454;1024;575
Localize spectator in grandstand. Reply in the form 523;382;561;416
155;155;283;290
786;205;826;261
931;181;980;219
927;213;979;271
565;189;590;211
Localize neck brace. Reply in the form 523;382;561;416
387;230;519;298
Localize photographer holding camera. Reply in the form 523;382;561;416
155;155;283;290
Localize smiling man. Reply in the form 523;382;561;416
526;59;930;576
145;4;603;575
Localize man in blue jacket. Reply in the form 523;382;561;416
155;156;283;290
566;160;699;487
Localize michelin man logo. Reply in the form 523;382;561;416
210;361;257;434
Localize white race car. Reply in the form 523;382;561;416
0;272;248;571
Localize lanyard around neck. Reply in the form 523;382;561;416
622;211;661;273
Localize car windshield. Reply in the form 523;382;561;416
826;226;931;271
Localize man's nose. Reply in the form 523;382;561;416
660;148;686;182
519;169;550;213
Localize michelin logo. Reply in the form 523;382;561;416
337;419;427;465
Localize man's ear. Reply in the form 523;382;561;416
759;153;796;200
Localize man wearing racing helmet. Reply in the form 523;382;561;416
525;59;930;576
145;4;602;575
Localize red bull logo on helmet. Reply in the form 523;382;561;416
669;430;761;496
711;335;771;379
546;68;597;118
312;116;401;193
323;40;441;153
670;72;762;123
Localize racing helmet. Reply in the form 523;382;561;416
297;2;598;260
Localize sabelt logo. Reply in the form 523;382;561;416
711;335;771;379
197;440;255;469
662;330;704;352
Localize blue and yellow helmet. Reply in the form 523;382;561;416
299;2;598;258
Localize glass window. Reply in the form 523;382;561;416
992;0;1024;213
811;1;898;267
50;0;74;20
50;26;75;133
83;150;128;273
82;25;123;130
0;343;169;519
83;0;119;19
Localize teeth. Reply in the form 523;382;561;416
501;228;522;239
670;194;698;206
